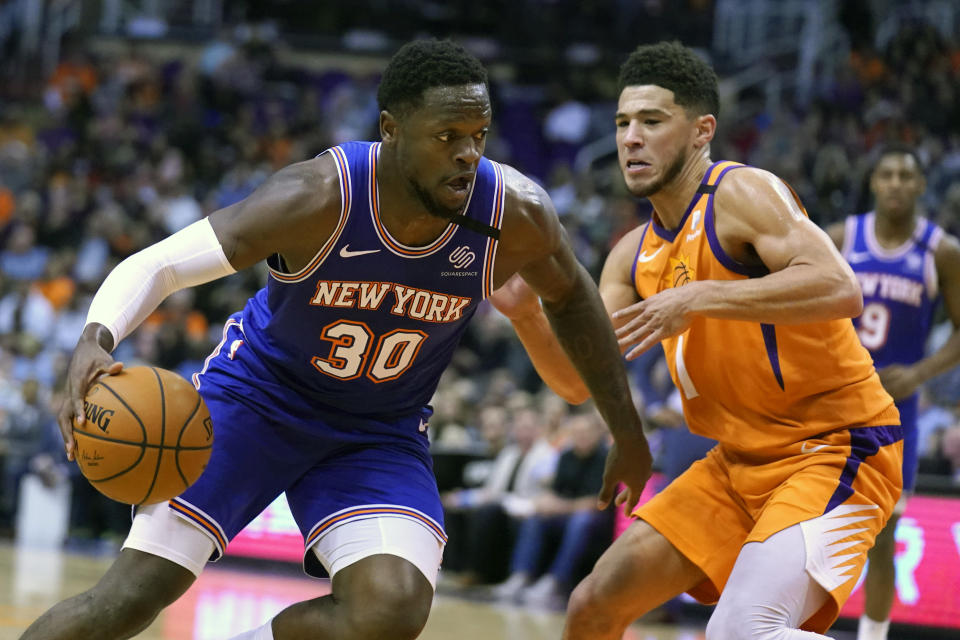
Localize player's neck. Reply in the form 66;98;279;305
648;154;711;230
873;210;917;247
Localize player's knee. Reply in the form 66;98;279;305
86;581;166;632
706;600;791;640
566;576;596;618
566;574;615;632
85;553;194;633
345;577;431;639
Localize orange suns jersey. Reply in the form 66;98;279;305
631;161;898;453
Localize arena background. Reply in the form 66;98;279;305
0;1;958;638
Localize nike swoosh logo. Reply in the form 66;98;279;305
340;245;381;258
801;442;827;453
686;229;703;242
636;246;664;263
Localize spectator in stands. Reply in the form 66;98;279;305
493;410;611;608
442;406;557;585
0;378;62;536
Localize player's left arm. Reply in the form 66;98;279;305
880;234;960;399
494;168;651;514
614;168;863;358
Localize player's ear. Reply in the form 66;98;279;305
380;110;398;143
693;114;716;149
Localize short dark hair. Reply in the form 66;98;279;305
874;144;924;174
618;41;719;117
377;39;488;117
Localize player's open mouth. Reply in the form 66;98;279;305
625;160;651;173
445;176;472;193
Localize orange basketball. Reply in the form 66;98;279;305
73;366;214;505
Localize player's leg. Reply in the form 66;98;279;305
562;519;707;640
18;505;210;640
232;517;440;640
565;447;750;640
230;410;446;640
858;513;900;640
705;524;835;640
719;425;904;639
859;399;915;640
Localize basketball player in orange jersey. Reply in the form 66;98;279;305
492;41;903;639
825;147;960;640
22;40;651;640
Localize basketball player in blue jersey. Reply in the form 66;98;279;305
22;40;652;640
825;146;960;640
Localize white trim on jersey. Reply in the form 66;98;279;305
368;142;464;259
193;318;243;390
481;160;505;299
864;211;923;260
841;215;858;259
924;225;943;299
267;146;353;283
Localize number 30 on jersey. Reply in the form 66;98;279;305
312;320;427;383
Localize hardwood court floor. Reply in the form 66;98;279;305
0;542;708;640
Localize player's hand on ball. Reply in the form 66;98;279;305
58;326;123;462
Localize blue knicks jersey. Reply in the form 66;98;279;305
842;211;942;367
236;141;504;419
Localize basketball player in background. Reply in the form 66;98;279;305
22;40;651;640
825;146;960;640
492;41;903;639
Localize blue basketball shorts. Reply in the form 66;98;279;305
169;321;446;576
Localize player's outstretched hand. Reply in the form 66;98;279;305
597;431;652;518
613;284;698;359
58;332;123;462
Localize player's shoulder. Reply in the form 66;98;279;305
713;164;807;227
498;161;553;218
933;227;960;272
494;161;558;239
268;153;342;213
714;165;786;201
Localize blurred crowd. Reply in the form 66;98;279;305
1;16;960;561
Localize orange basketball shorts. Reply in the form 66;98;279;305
636;424;903;633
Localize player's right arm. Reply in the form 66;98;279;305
59;155;342;460
487;225;645;403
825;221;845;252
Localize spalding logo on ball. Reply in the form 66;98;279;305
73;366;214;505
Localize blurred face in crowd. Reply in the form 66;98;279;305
512;408;544;450
615;85;711;198
479;406;509;448
871;153;925;222
568;414;603;457
381;84;491;220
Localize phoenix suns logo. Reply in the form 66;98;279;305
666;255;695;288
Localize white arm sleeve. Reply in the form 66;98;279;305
86;218;236;349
